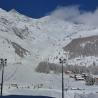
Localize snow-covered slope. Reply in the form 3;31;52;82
0;8;98;83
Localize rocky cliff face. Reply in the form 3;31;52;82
64;36;98;58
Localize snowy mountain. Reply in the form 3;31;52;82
0;8;98;82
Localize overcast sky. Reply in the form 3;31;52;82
0;0;98;18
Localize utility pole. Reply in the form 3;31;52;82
59;58;66;98
0;58;7;96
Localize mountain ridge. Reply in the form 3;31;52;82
0;8;98;82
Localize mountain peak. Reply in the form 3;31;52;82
9;9;21;15
0;8;7;13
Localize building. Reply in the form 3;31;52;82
85;75;95;85
74;74;84;81
93;75;98;85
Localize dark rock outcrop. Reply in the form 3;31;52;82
63;35;98;58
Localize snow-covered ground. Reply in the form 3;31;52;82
0;74;97;98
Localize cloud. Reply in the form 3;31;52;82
50;6;98;26
50;6;80;20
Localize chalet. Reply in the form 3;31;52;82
11;84;18;88
81;73;88;79
74;74;84;81
65;70;72;74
